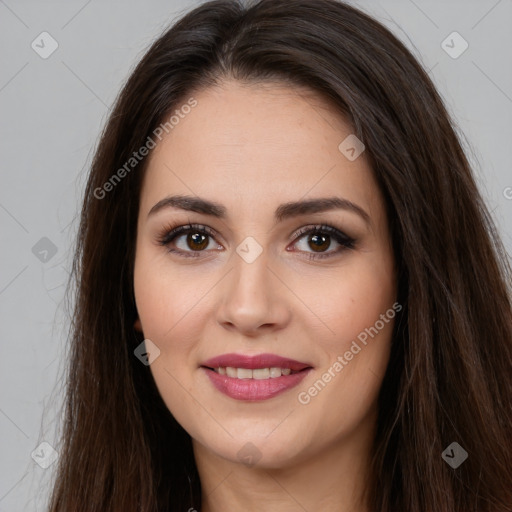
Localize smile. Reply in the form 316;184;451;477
201;353;313;401
211;367;298;378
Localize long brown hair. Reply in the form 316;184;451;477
47;1;512;510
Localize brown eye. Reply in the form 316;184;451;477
308;233;331;252
158;223;221;258
186;232;209;251
291;224;355;260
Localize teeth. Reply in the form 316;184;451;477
226;367;237;378
270;367;282;378
237;368;252;379
215;367;298;379
252;368;270;380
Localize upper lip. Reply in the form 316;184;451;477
201;353;312;371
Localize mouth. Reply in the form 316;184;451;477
200;353;313;401
202;366;304;379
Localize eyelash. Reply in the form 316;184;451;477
156;223;355;261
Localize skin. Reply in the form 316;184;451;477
133;79;397;512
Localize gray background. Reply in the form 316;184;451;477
0;0;511;509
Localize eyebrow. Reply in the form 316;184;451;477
147;194;370;225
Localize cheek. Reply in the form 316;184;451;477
133;244;210;345
292;254;396;349
133;271;198;430
291;255;396;428
133;255;210;434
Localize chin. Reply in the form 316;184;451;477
194;425;312;469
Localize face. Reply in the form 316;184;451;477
133;80;397;469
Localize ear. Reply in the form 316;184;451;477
134;317;143;332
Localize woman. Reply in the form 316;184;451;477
48;0;512;510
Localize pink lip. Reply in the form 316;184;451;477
201;353;313;401
201;353;311;371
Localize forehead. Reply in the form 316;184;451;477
140;79;382;220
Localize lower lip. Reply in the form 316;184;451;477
202;367;312;401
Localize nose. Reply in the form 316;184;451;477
215;248;292;337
